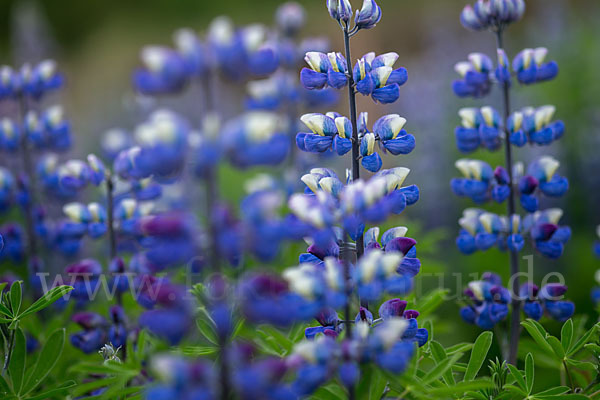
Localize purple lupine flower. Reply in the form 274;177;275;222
460;273;510;330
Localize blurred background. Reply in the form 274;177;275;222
0;0;599;364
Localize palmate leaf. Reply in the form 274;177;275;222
21;328;65;396
521;319;555;354
464;331;493;381
19;286;73;319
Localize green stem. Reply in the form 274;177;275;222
2;329;15;376
563;359;574;391
495;28;521;365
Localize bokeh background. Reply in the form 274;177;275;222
1;0;599;371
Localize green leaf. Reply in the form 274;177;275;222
196;317;218;345
504;383;528;397
507;364;526;391
136;329;148;361
525;353;534;394
19;286;73;319
533;386;570;396
521;320;554;354
22;328;65;395
427;379;493;396
464;331;493;381
415;288;449;317
423;352;463;385
26;380;76;400
429;341;455;385
0;374;11;395
8;328;26;394
9;282;22;316
546;336;565;359
561;319;573;352
180;346;218;356
445;342;473;355
567;323;599;357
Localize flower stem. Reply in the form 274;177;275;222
495;28;521;365
17;94;38;281
342;23;367;311
563;359;574;390
2;329;15;376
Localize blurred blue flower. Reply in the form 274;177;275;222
513;47;558;85
452;53;493;98
454;106;502;153
460;273;510;330
460;0;525;31
508;105;564;147
519;282;574;322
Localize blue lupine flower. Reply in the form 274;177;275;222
133;46;188;95
513;47;558;85
70;312;107;354
296;112;414;172
0;66;19;99
63;202;108;239
0;118;20;151
137;212;197;270
460;0;525;31
146;355;216;399
43;105;72;151
138;282;193;345
508;105;564;147
63;259;103;304
131;110;189;181
300;51;347;90
0;224;24;262
519;282;575;322
87;154;107;186
451;156;567;210
70;306;128;353
594;226;600;259
283;257;347;310
495;49;511;85
453;53;494;98
101;128;133;161
288;336;340;396
233;357;295;400
57;159;93;194
454;106;502;152
305;308;343;339
20;60;64;99
353;52;407;103
276;2;306;37
0;168;15;212
355;0;382;30
208;17;279;79
24;111;45;148
238;273;319;327
173;28;208;77
354;249;412;302
522;208;571;259
364;226;421;277
460;273;510;330
222;112;290;168
456;209;517;254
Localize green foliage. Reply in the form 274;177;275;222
0;282;74;399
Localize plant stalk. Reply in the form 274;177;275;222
495;29;521;365
17;94;38;280
343;24;366;314
2;329;15;376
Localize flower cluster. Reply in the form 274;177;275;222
457;208;571;258
296;112;415;172
460;0;526;31
451;156;568;211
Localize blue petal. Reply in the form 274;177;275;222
383;135;415;155
399;185;419;206
536;61;558;82
544;300;574;322
456;232;477;254
327;69;348;89
372;84;400;104
510;130;528;147
539;176;568;197
356;74;375;95
491;184;510;203
300;68;327;90
361;153;382;173
333;135;352;155
475;233;497;251
523;301;543;320
535;240;563;259
303;134;333;153
387;68;408;86
519;193;539;213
